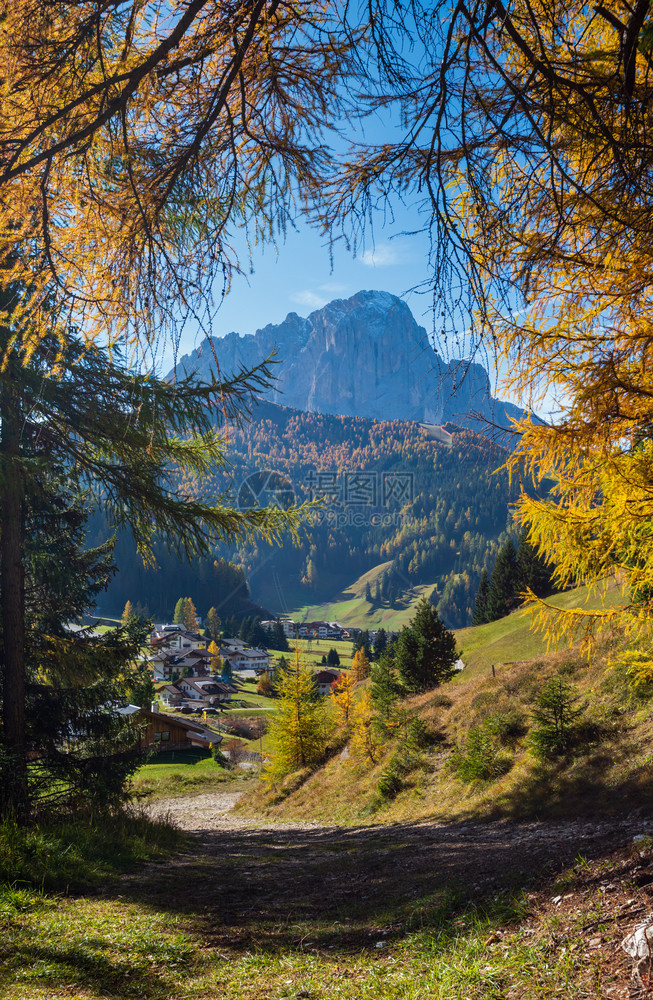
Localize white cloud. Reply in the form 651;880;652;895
290;290;328;310
359;243;399;267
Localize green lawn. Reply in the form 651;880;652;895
454;578;625;673
129;748;236;799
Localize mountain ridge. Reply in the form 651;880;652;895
171;290;527;435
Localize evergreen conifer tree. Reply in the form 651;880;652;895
327;647;340;668
471;569;490;625
173;598;186;625
485;539;519;622
204;607;222;642
395;598;457;693
373;627;388;660
370;650;403;723
271;619;289;652
516;532;554;599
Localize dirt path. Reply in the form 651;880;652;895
130;790;651;959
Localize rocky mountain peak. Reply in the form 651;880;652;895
171;290;525;433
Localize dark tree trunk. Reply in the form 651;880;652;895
0;362;28;819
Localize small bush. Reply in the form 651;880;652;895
430;693;453;709
557;657;582;677
529;677;585;759
405;717;431;749
376;736;426;801
211;745;229;767
452;720;513;783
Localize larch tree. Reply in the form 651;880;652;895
173;599;186;625
351;648;370;683
182;597;199;632
121;601;135;625
265;651;330;780
208;640;222;675
334;0;653;641
330;671;355;728
0;1;353;360
350;690;381;764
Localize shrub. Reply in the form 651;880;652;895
529;677;585;759
452;719;513;783
211;745;229;767
376;741;423;800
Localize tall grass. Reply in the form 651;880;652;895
0;808;183;895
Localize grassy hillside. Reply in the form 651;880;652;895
289;560;439;630
241;578;649;827
455;577;625;669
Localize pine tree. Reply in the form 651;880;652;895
204;607;222;642
374;580;382;605
271;619;290;652
485;540;519;622
365;581;372;603
471;570;490;626
221;659;234;683
373;627;388;661
516;532;554;599
370;650;403;723
395;598;457;693
265;653;330;781
327;647;340;668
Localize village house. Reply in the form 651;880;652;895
218;642;271;674
117;704;222;752
176;676;237;705
313;670;340;696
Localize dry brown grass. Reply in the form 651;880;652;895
240;643;653;826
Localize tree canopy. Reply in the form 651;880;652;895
334;1;653;640
0;1;352;359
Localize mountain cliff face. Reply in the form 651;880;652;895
172;290;525;431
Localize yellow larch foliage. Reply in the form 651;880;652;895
351;648;370;683
0;1;350;361
330;671;355;727
349;690;381;764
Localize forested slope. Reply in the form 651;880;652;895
95;400;520;626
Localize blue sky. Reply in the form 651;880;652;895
162;208;435;370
